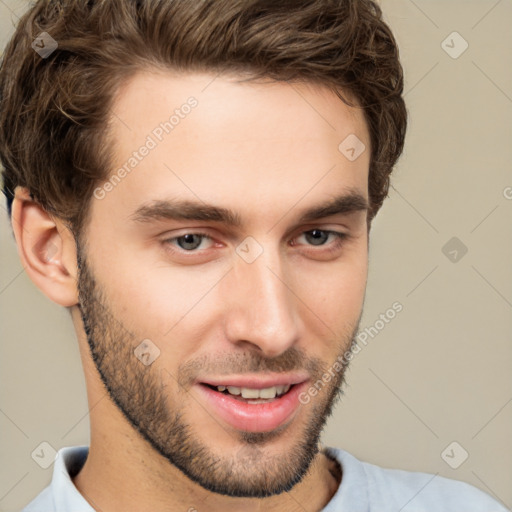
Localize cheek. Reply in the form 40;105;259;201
293;254;367;336
95;256;225;361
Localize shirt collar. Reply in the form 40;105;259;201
48;445;364;511
51;446;94;511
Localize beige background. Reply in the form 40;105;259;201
1;1;511;510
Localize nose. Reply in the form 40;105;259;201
222;244;302;358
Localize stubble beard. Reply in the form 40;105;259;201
76;245;358;498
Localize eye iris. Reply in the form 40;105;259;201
305;229;328;246
178;234;203;250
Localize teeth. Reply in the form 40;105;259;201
216;384;291;399
241;387;260;399
259;387;277;399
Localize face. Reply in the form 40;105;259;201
76;71;370;497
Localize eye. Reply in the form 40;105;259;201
165;233;213;251
295;229;347;248
161;229;348;258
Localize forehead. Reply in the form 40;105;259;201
93;70;370;228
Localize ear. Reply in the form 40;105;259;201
10;187;79;307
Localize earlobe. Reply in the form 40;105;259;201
10;187;79;307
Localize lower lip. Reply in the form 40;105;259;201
195;382;308;433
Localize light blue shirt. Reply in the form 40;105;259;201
23;445;507;511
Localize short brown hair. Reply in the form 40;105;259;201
0;0;406;235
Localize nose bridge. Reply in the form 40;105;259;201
224;241;300;355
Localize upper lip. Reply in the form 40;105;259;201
198;373;309;389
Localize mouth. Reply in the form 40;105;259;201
195;376;309;433
201;383;293;404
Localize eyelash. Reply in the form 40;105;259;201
162;229;348;255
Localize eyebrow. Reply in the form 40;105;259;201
130;190;369;227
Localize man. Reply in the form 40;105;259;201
0;0;506;510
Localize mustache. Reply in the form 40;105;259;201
177;347;328;389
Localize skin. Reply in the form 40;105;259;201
12;70;370;512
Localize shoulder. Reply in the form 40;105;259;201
22;485;54;511
361;459;506;511
324;447;507;512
